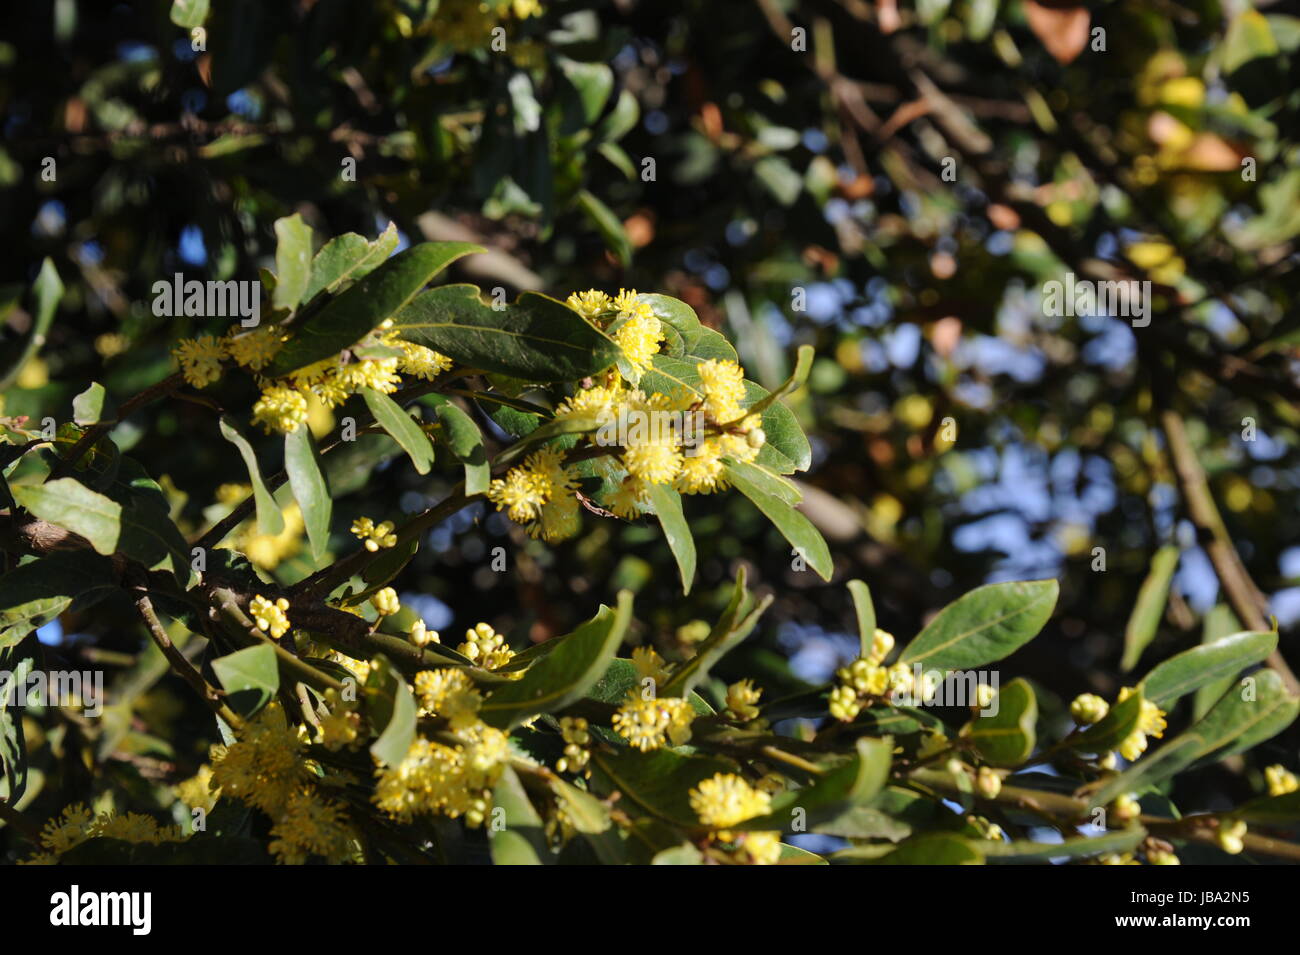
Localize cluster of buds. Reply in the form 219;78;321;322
351;517;398;551
249;594;291;639
555;717;591;775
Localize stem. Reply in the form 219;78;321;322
911;767;1300;862
1160;409;1300;695
131;582;245;730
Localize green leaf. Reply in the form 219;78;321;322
558;59;614;125
839;832;984;865
1092;671;1299;805
272;213;313;312
479;592;633;728
984;827;1146;863
211;644;279;717
638;294;702;351
1141;631;1277;708
592;748;738;830
740;737;892;830
303;223;399;304
968;678;1038;767
72;383;108;426
366;655;418;767
1069;686;1145;754
359;387;434;475
266;242;482;375
169;0;209;28
1121;545;1179;671
660;594;772;699
1195;605;1243;719
13;478;121;555
284;425;332;560
1235;791;1300;826
392;284;620;382
778;843;829;864
420;395;490;495
550;777;611;834
723;458;801;505
645;483;696;594
899;579;1059;671
586;658;715;716
490;766;553;865
652;844;704;865
690;327;738;363
218;417;285;536
0;258;62;390
724;462;832;580
576;189;631;266
847;579;877;658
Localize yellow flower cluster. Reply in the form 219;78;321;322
486;446;582;541
1070;692;1109;725
611;690;694;751
249;594;291;639
457;622;519;674
413;667;483;727
1265;764;1299;797
829;628;903;722
351;516;397;551
1116;687;1167;761
209;703;356;863
556;716;591;775
689;772;771;831
373;721;510;827
23;803;187;863
725;679;763;721
371;586;401;616
631;645;670;687
175;317;453;435
315;688;361;751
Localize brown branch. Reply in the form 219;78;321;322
1159;409;1300;695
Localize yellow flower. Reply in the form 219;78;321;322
409;618;439;647
608;475;649;520
529;489;581;541
566;289;613;323
556;716;591;774
173;335;227;387
867;628;895;666
725;679;762;721
676;439;727;494
613;307;663;373
351;516;397;551
371;587;401;616
210;703;304;816
487;467;549;523
611;691;694;751
458;622;516;672
1217;819;1247;855
175;765;218;813
251;385;309;435
395;341;453;379
338;356;401;395
225;326;283;370
739;830;782;865
1070;693;1110;725
698;358;747;424
632;646;670;688
268;787;354;864
249;594;291;639
1265;764;1298;797
316;690;361;751
623;438;683;485
689;772;771;830
829;684;860;722
413;668;482;727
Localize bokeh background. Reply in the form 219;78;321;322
2;0;1299;824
